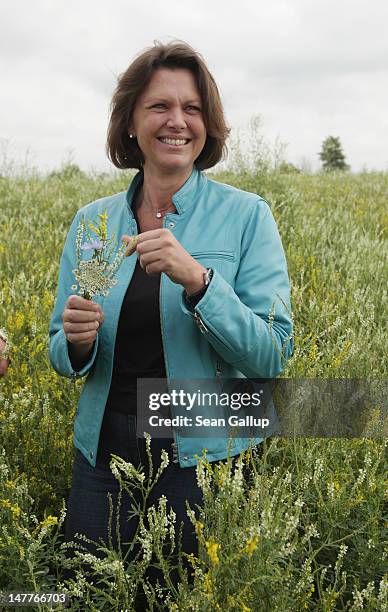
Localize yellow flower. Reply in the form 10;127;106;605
332;340;352;369
11;505;21;519
241;604;251;612
13;311;25;331
186;552;199;567
203;572;213;595
98;210;108;240
195;521;204;537
88;220;100;235
40;515;58;528
1;499;21;519
42;290;53;309
242;535;259;556
308;341;318;361
205;540;220;565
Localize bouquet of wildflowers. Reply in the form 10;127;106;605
72;210;127;300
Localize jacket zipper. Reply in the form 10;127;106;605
160;215;179;463
193;309;236;353
194;311;208;333
215;359;223;396
215;360;222;378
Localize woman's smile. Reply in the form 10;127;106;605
157;137;191;147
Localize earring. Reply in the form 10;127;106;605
129;133;135;139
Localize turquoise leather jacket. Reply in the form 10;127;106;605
49;168;293;467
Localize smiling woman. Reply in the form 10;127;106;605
106;41;229;172
49;40;293;603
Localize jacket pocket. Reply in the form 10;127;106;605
190;250;235;262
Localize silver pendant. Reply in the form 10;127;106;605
156;212;162;218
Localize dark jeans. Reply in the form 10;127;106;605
64;410;203;603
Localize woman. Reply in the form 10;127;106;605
49;41;293;586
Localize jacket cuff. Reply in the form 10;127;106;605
180;267;220;316
50;328;99;378
183;285;209;311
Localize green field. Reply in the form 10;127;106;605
0;166;387;610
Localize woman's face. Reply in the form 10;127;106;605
129;67;207;178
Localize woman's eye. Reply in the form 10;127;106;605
152;103;166;109
186;106;201;112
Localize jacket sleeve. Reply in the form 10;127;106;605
48;212;99;379
180;200;293;378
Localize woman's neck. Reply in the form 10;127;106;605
140;165;193;212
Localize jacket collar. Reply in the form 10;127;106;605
125;167;207;217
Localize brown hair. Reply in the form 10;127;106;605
106;40;230;170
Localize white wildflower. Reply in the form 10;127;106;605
377;577;388;610
355;468;367;487
313;457;324;482
334;544;348;575
284;471;292;485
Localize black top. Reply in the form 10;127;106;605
104;195;207;415
104;253;166;415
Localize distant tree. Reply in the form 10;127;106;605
319;136;350;172
48;163;85;180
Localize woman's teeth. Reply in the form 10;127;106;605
159;137;188;146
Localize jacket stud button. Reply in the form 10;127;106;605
89;450;94;458
168;221;175;228
183;454;189;461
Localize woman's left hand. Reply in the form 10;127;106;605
122;229;206;295
0;337;10;377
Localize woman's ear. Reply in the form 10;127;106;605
128;119;135;139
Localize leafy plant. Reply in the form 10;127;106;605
319;136;350;172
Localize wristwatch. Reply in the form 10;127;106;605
203;267;213;287
185;268;213;307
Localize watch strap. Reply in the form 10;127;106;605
184;268;213;308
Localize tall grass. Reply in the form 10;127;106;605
0;164;387;610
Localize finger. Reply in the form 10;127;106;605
145;261;164;275
0;359;9;376
95;306;105;325
138;251;166;274
139;250;164;268
136;237;165;255
64;320;99;334
66;295;101;311
135;228;169;244
66;330;99;344
63;309;101;323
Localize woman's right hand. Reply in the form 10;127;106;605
62;295;104;346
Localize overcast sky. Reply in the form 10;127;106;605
1;0;387;173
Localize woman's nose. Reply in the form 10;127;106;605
166;107;186;130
